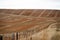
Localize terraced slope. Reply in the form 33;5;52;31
0;9;60;17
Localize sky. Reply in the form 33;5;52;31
0;0;60;10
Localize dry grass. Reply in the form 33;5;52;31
51;34;60;40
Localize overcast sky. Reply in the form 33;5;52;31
0;0;60;9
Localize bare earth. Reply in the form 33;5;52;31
0;9;60;40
